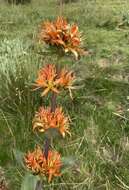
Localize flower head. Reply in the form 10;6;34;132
44;150;62;182
39;17;67;47
24;146;44;174
39;17;85;59
25;146;62;182
33;107;71;137
34;64;76;98
59;69;76;99
34;64;60;96
64;24;82;59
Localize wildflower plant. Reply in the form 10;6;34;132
14;7;87;190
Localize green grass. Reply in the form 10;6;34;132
0;0;129;189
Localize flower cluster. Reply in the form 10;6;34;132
33;106;71;137
34;64;76;98
25;146;62;182
39;17;84;59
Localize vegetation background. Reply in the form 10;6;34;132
0;0;129;189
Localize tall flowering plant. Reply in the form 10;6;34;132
17;16;87;190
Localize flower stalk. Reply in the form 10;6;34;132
44;138;51;160
24;14;86;189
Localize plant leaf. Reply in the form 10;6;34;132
13;149;25;168
62;156;77;167
21;173;40;190
61;156;77;174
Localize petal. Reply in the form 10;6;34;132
33;122;43;131
60;131;65;138
70;49;78;60
64;48;69;53
39;128;45;132
71;25;78;37
41;88;50;96
48;173;53;183
69;88;73;100
52;87;60;94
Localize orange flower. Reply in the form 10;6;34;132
24;146;44;174
34;64;60;96
34;65;76;98
55;16;68;32
24;146;62;182
39;18;66;47
39;17;85;59
64;24;82;59
33;107;71;137
58;69;76;99
43;150;62;182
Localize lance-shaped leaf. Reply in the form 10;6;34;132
13;149;25;168
61;156;79;174
21;173;40;190
62;156;77;168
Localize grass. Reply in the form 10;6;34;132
0;0;129;189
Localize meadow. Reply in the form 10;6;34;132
0;0;129;189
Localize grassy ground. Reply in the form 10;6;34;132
0;0;129;189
